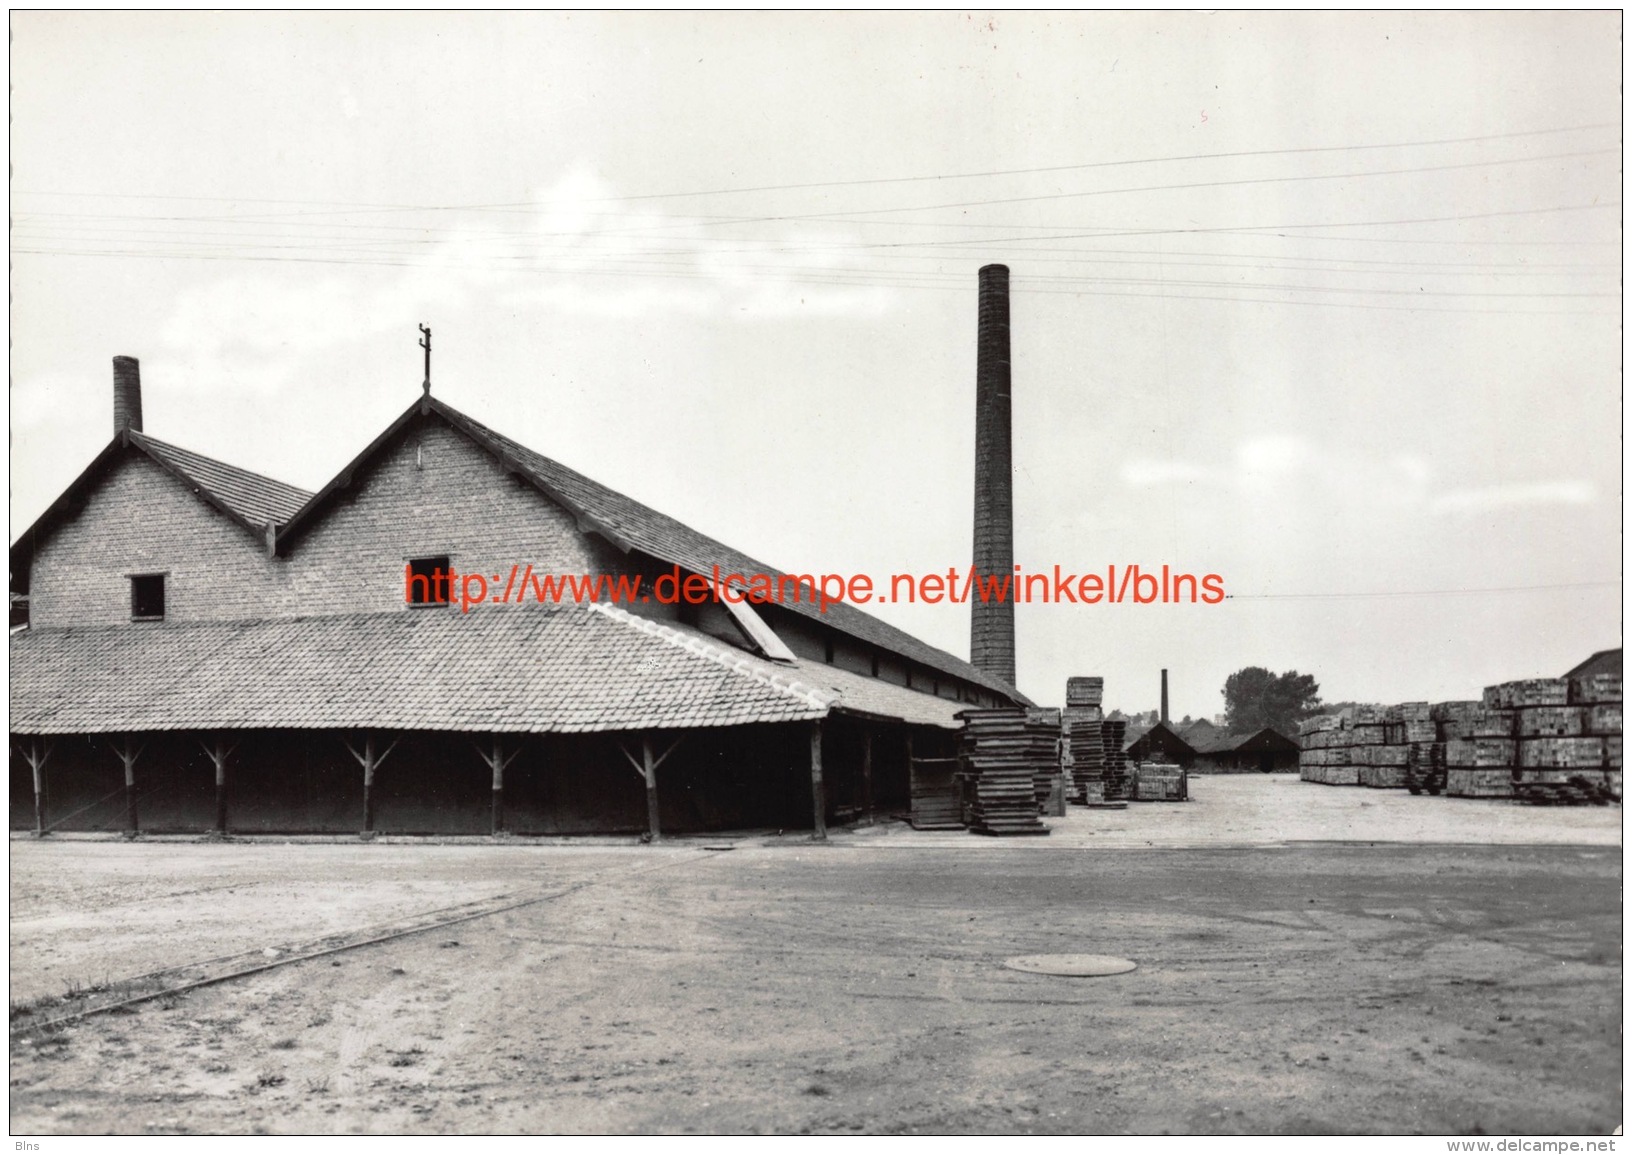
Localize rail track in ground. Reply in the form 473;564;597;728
9;847;722;1038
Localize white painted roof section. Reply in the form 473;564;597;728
720;594;799;663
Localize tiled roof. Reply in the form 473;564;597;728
11;604;966;735
1186;727;1295;754
441;402;1027;704
1565;648;1622;679
133;432;312;526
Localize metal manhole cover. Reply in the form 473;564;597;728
1003;953;1137;977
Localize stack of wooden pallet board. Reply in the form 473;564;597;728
1507;674;1622;805
1131;761;1187;801
1101;719;1131;802
1025;707;1065;811
957;708;1050;835
1063;677;1106;804
908;753;965;830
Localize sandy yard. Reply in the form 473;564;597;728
8;776;1622;1135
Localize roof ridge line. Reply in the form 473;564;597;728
587;602;834;711
129;430;316;499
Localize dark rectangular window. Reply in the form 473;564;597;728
406;556;451;606
130;574;165;620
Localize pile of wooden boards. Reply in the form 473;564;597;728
957;708;1051;835
907;754;964;830
1063;676;1107;804
1100;719;1132;802
1296;674;1622;806
1131;761;1187;801
1026;707;1065;810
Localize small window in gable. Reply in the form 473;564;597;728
130;574;166;620
406;556;451;607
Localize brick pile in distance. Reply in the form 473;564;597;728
1297;674;1622;806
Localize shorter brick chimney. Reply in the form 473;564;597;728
113;356;143;435
1160;669;1169;724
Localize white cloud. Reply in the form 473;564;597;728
1120;458;1215;487
150;164;898;391
1122;439;1433;509
1430;480;1598;515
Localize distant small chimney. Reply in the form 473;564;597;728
1160;669;1169;724
113;356;143;435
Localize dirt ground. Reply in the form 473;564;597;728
8;779;1623;1135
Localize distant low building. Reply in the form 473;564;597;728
1124;721;1198;767
1183;722;1300;774
1565;648;1622;680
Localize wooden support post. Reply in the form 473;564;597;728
618;734;681;844
905;732;915;807
861;731;874;825
344;733;398;836
114;736;145;836
472;737;518;836
642;735;662;842
199;736;237;835
810;721;827;841
363;735;375;833
19;739;49;836
492;736;505;834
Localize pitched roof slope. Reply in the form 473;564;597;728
11;604;968;735
133;432;313;525
1565;648;1622;679
274;395;1026;704
446;402;1026;703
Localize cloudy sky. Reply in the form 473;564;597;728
10;12;1621;715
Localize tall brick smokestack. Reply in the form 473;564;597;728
1161;669;1169;724
971;264;1015;685
113;356;143;435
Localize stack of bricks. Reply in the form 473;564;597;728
1404;738;1447;795
1509;674;1623;805
1298;713;1351;784
1342;705;1388;785
1351;698;1416;789
1063;677;1106;804
1418;701;1477;795
1100;720;1132;801
958;708;1050;835
1132;761;1187;801
1296;680;1622;807
1440;694;1519;798
1362;702;1430;787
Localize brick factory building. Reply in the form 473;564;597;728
10;358;1028;838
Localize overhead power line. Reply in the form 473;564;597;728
1228;580;1619;601
10;121;1616;223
